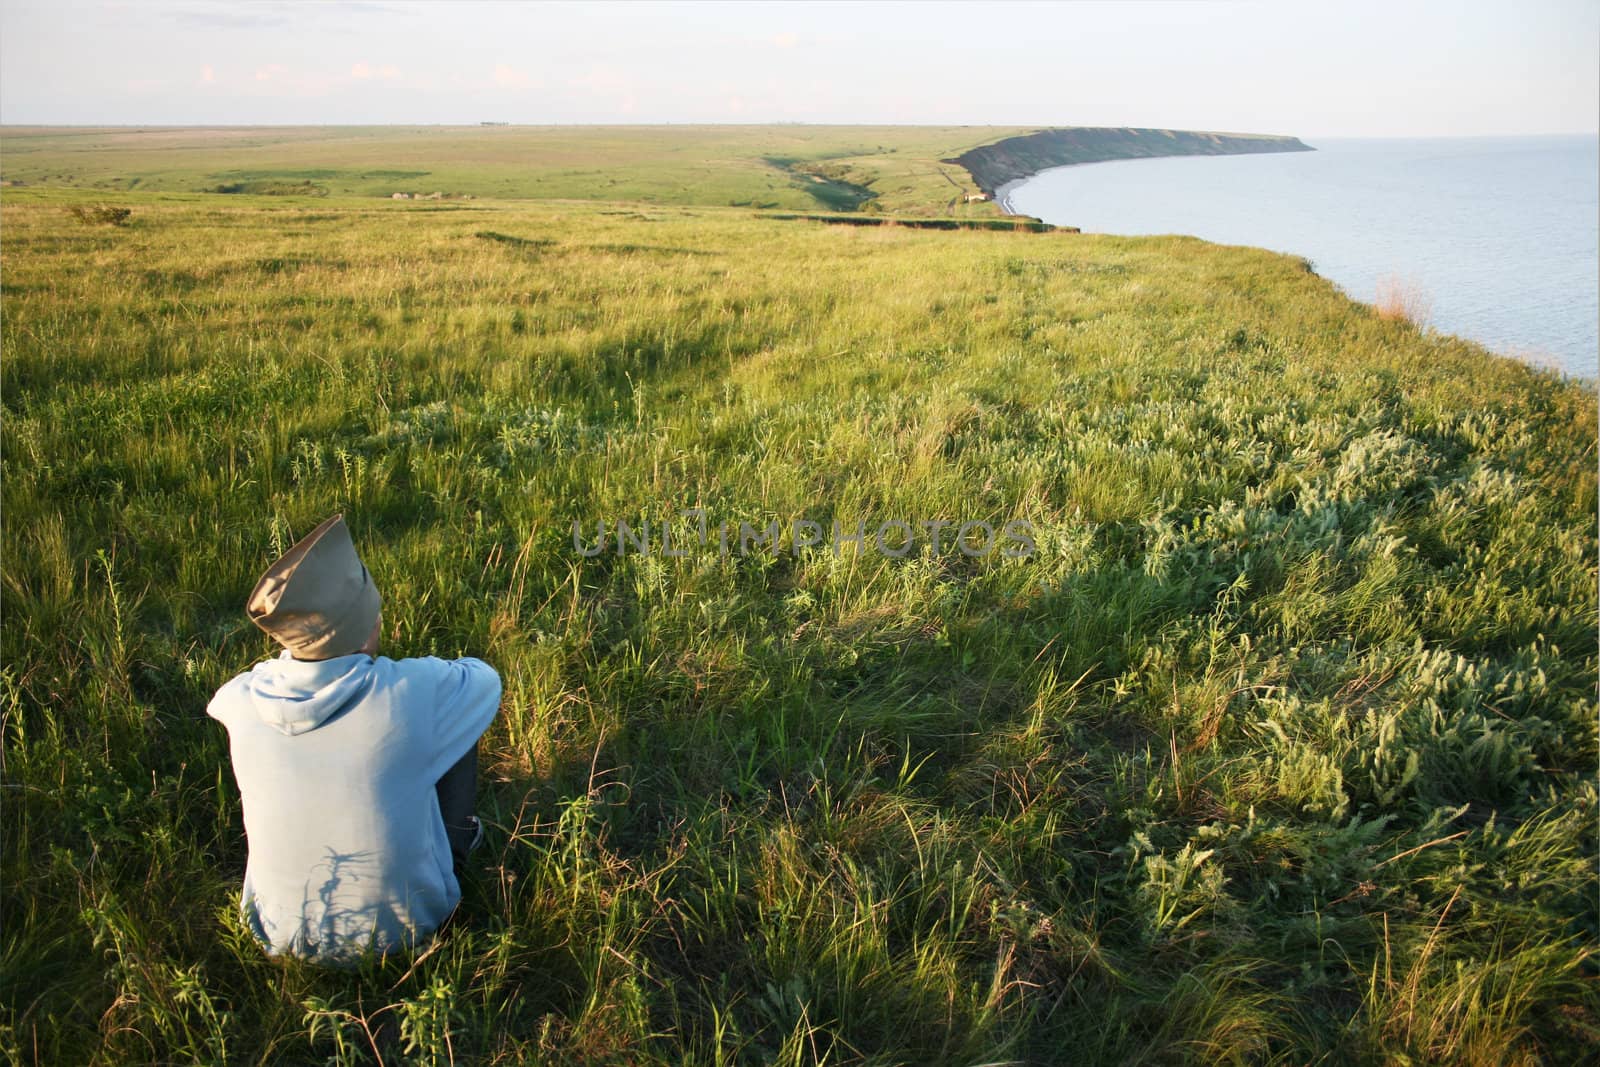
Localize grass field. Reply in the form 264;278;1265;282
2;182;1596;1065
0;125;1035;216
0;124;1307;220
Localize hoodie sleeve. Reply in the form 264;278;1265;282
205;670;254;727
423;656;501;777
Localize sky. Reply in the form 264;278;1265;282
1;0;1596;136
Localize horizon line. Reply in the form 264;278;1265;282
1;121;1596;139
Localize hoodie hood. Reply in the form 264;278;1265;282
246;651;377;736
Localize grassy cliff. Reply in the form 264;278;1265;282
2;188;1595;1063
950;127;1314;199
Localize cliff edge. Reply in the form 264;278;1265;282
949;127;1314;199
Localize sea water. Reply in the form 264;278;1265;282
1001;136;1599;379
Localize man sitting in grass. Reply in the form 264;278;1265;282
207;514;500;962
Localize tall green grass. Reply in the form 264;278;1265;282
2;191;1595;1064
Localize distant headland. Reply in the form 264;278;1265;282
948;127;1314;211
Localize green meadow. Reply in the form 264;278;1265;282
0;125;1036;215
2;170;1596;1064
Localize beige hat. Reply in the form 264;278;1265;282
247;514;381;659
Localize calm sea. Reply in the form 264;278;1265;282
1001;136;1599;379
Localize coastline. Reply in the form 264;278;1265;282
992;136;1599;379
947;127;1313;212
993;176;1026;216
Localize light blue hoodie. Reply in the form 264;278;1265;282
207;650;500;961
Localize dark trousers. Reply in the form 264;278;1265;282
436;742;478;866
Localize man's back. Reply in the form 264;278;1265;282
208;649;500;961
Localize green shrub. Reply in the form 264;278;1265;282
67;203;131;226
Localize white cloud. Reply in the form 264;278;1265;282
351;61;400;81
493;64;533;89
243;64;340;97
567;65;631;94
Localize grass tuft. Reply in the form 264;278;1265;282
1374;273;1433;327
67;202;131;226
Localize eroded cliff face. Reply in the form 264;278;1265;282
949;127;1313;195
